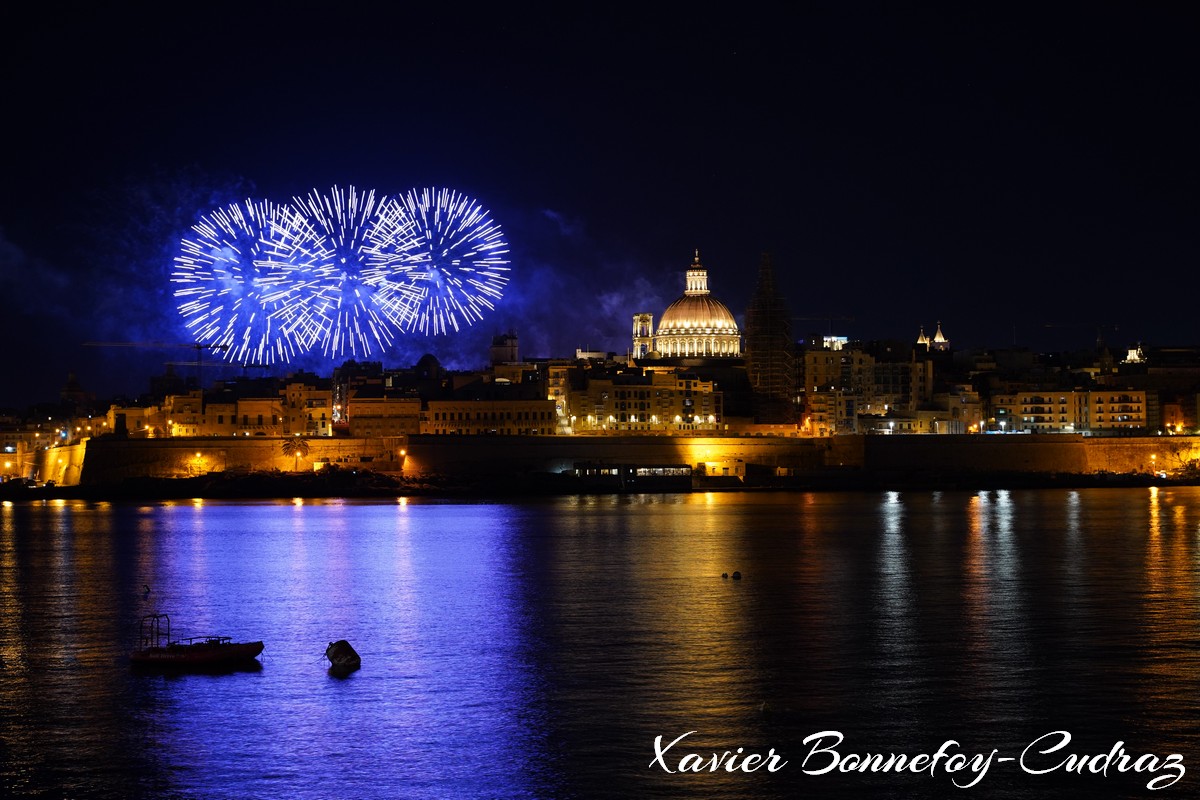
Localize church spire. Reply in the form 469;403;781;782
931;321;950;351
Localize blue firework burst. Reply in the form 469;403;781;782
295;185;425;358
171;186;510;365
172;199;326;365
368;187;510;336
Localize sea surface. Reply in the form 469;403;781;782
2;488;1199;799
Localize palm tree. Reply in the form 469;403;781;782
281;437;310;471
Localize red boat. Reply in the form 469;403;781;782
131;613;263;671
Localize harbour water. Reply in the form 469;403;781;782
2;488;1199;799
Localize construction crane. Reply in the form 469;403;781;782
164;360;272;380
83;341;232;392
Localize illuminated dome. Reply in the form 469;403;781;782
654;251;741;358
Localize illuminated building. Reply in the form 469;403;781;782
226;397;284;436
916;322;950;352
802;338;937;434
804;389;848;437
142;379;333;438
868;358;934;413
160;390;207;436
105;404;159;437
989;390;1149;433
568;371;722;433
804;347;874;397
632;314;654;359
347;392;422;437
201;400;239;435
546;362;574;431
0;426;39;481
281;377;334;436
858;397;981;435
332;361;384;424
423;399;557;435
649;251;741;358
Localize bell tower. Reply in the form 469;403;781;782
632;313;654;358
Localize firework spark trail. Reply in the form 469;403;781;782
298;185;428;357
172;199;325;365
371;187;510;336
255;204;331;348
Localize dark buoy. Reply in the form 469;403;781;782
325;639;361;676
142;585;151;600
732;571;742;580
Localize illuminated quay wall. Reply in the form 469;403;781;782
31;443;87;486
401;434;1200;482
400;435;831;480
860;434;1200;478
31;433;1200;487
67;437;405;486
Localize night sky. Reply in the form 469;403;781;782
2;3;1196;407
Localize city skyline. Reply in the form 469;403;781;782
3;4;1196;407
0;266;1190;412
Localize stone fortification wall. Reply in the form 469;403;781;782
32;443;87;486
861;434;1199;477
1082;437;1200;474
77;436;404;485
38;433;1200;487
402;434;1199;481
864;434;1091;475
399;434;833;480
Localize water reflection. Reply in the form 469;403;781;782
2;490;1200;799
1135;487;1200;747
963;492;992;671
875;491;915;674
0;501;163;796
